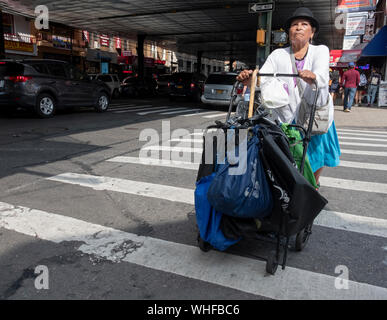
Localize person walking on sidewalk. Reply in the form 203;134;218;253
367;67;381;106
341;62;360;112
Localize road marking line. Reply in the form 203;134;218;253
160;109;202;115
107;156;199;170
1;201;386;300
339;160;387;171
46;173;387;238
137;107;186;115
338;132;387;138
339;136;387;142
316;210;387;238
320;176;387;194
340;142;387;148
141;146;203;153
183;111;220;117
203;113;228;119
337;129;387;135
340;149;387;157
113;106;164;114
47;173;194;204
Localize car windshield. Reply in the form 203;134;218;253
0;62;24;77
206;74;236;85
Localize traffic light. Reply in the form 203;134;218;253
256;29;266;45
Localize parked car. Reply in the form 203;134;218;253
201;72;243;107
0;59;111;118
120;76;157;97
156;74;172;95
168;72;206;102
92;73;121;99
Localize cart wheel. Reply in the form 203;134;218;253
266;252;279;275
295;224;312;252
197;234;211;252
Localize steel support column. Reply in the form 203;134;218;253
196;50;202;73
0;9;5;59
137;34;146;79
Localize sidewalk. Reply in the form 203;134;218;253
334;104;387;130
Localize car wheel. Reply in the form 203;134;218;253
94;92;110;112
35;93;56;118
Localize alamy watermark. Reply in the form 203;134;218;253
334;265;349;290
34;5;49;30
138;121;248;175
34;265;49;290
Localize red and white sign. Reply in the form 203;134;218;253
115;37;121;49
345;12;368;36
330;49;362;67
100;34;109;47
82;31;89;42
122;50;132;57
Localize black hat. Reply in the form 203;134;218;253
285;7;320;33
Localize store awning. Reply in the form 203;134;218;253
330;49;362;67
361;26;387;57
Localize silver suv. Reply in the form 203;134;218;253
92;74;121;98
201;72;242;106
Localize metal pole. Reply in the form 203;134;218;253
0;9;6;59
265;10;272;59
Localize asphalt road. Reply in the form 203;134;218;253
0;96;386;301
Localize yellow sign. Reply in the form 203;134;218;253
5;40;34;53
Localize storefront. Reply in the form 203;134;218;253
86;48;118;74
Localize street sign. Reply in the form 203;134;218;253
248;2;274;13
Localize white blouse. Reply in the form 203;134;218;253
260;44;334;127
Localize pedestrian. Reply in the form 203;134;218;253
356;71;368;106
367;67;381;106
329;74;340;105
341;62;360;112
237;7;341;187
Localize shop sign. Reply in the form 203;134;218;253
5;40;34;53
155;59;166;65
329;49;362;67
336;0;377;13
82;31;90;42
115;37;121;49
122;50;132;57
343;35;361;49
378;81;387;107
363;18;375;42
345;12;368;35
144;57;154;67
100;34;110;47
52;35;72;49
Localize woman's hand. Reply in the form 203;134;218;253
236;70;253;86
299;70;316;85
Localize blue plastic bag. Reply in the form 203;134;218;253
195;173;240;251
207;127;273;219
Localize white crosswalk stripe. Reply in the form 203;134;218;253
340;141;387;148
137;107;187;115
338;132;387;138
1;201;386;300
339;136;387;142
337;129;387;135
160;108;202;115
340;149;387;157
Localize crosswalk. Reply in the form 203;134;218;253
1;125;387;299
107;103;228;119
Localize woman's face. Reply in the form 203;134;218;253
289;18;315;45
